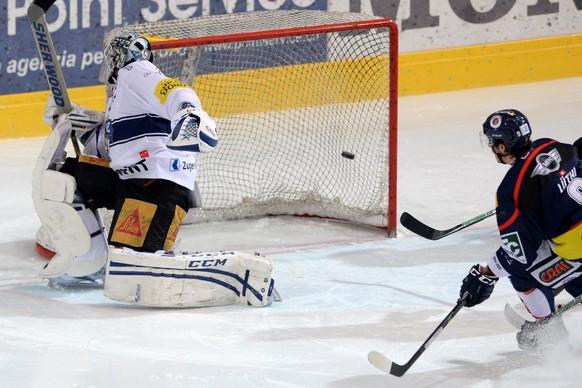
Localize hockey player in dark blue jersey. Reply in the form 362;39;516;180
458;109;582;351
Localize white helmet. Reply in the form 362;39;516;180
105;32;153;84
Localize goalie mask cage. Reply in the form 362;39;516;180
106;10;398;236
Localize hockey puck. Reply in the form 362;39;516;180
341;151;355;159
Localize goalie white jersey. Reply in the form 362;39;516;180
106;60;205;190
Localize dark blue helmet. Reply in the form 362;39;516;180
482;109;532;154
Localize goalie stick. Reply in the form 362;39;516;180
28;0;80;155
504;294;582;330
368;292;469;377
400;209;496;240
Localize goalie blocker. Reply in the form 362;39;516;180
105;248;280;308
167;105;218;153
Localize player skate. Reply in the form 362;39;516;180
516;315;571;352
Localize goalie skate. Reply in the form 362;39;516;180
47;267;105;290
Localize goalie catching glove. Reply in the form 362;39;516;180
460;264;498;307
167;105;218;153
43;95;104;133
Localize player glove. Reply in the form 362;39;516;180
459;264;498;307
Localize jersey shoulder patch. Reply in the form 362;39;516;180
155;78;191;104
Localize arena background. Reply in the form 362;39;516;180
1;0;581;139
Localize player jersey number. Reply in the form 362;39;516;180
567;177;582;205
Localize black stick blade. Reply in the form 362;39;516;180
400;212;444;240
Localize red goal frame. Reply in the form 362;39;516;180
151;18;399;237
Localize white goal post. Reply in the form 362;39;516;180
105;10;399;236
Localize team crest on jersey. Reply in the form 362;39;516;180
531;148;561;177
500;231;527;264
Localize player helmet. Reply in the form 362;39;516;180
482;109;532;154
105;33;153;83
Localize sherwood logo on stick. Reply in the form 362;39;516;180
31;21;66;108
27;0;79;154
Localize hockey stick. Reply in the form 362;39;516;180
504;294;582;330
28;0;80;155
368;292;469;377
400;209;496;240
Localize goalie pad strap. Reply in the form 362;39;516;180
104;248;273;308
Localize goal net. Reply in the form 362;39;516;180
104;10;399;236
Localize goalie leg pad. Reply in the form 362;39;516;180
33;122;84;277
63;205;108;277
39;200;108;278
104;248;275;308
33;120;108;278
39;171;90;257
35;223;56;258
34;187;108;276
42;170;76;203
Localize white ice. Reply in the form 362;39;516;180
1;78;581;388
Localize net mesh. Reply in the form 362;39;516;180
105;10;397;232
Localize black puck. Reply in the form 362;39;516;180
341;151;355;159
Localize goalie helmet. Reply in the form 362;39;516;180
482;109;532;154
105;33;153;84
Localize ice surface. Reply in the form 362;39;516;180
1;78;581;387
